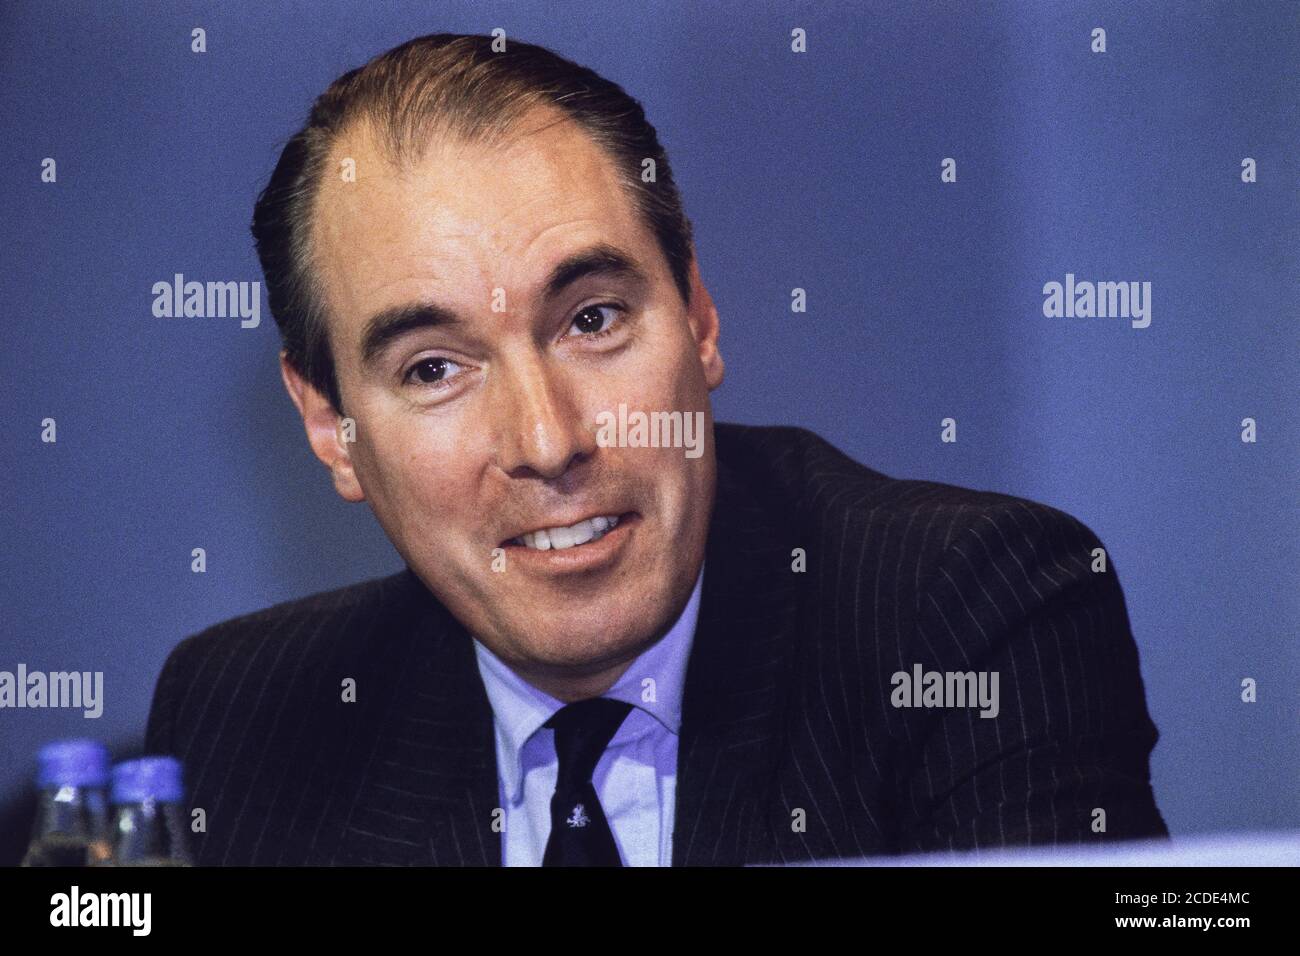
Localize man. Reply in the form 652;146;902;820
144;33;1167;866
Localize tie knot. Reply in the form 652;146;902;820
545;698;634;789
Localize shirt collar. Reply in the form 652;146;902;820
471;560;705;806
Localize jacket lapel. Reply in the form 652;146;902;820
673;452;802;865
413;591;503;867
330;569;502;866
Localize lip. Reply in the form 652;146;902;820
499;511;639;575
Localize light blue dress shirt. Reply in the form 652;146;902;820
471;562;705;866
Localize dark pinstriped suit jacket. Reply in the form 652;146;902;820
144;421;1167;865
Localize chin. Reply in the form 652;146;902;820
508;607;652;666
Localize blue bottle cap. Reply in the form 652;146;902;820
36;739;110;789
111;756;184;804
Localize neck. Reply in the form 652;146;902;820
507;652;639;703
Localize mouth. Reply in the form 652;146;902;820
499;511;640;573
502;511;633;551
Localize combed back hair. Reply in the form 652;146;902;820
251;32;695;413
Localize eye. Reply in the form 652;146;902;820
403;355;464;388
566;303;623;339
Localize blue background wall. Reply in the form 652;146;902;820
3;0;1297;853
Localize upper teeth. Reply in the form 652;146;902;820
514;515;621;551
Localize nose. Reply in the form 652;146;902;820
491;351;596;482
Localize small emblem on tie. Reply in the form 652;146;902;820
566;804;590;828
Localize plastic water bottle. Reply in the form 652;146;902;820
108;756;194;866
21;739;113;867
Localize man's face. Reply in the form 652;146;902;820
293;108;724;692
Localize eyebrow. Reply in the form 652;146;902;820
358;242;650;369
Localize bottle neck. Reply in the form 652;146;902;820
31;785;108;838
24;786;111;866
110;799;193;865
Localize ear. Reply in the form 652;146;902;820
279;351;366;503
685;252;725;391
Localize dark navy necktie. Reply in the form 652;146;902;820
542;697;634;867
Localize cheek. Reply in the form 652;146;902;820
353;419;470;522
656;322;710;405
605;320;704;409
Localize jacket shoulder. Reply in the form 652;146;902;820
144;569;416;754
712;421;1111;609
714;420;1098;538
176;569;409;657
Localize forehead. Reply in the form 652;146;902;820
309;107;654;334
